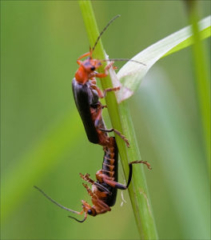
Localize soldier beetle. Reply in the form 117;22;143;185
72;15;144;148
34;137;151;222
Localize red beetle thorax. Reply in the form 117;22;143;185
75;65;89;84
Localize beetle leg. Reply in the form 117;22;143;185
77;52;91;63
82;183;109;200
90;73;120;98
103;86;120;97
80;173;95;185
90;83;104;98
80;173;111;194
104;61;115;73
99;128;130;147
83;181;112;213
98;161;151;190
130;160;152;170
92;198;111;214
93;61;114;79
82;183;95;197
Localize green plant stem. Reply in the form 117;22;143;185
78;1;158;239
186;1;210;171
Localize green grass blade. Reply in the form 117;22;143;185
78;1;158;239
186;2;210;173
116;15;211;103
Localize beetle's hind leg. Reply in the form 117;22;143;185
99;128;130;148
96;160;151;190
80;173;111;194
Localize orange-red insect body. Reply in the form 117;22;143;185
72;15;130;148
34;15;149;222
72;51;129;147
34;137;151;222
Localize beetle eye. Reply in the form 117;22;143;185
90;66;95;71
87;209;92;215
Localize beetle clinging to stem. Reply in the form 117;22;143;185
72;15;145;149
34;15;149;223
34;137;151;222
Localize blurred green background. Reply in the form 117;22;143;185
1;1;210;240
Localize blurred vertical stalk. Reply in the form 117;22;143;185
78;1;158;239
184;0;210;172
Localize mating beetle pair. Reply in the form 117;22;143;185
35;15;150;222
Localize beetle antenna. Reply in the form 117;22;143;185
34;186;81;215
68;213;87;223
101;58;146;66
92;15;120;53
